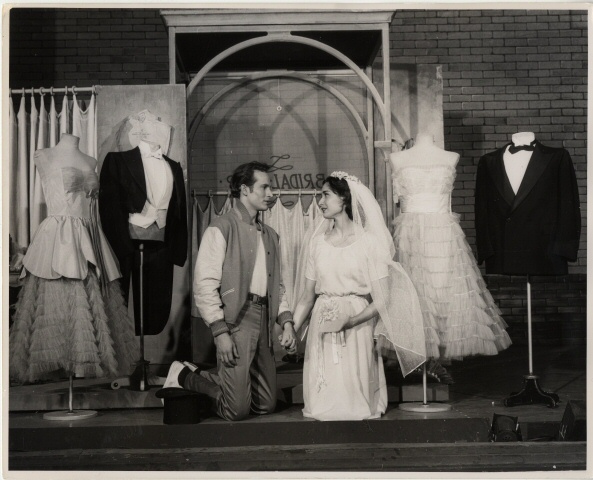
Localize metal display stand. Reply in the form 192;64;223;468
111;243;165;391
43;375;98;421
398;363;452;413
504;276;559;408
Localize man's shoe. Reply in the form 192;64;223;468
162;361;187;390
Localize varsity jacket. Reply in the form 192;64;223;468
193;201;293;338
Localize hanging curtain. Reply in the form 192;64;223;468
72;91;96;157
28;93;38;236
10;86;97;251
16;95;30;249
30;93;48;235
59;93;70;139
9;97;19;248
49;95;58;147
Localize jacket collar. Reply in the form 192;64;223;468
488;141;552;213
234;200;263;229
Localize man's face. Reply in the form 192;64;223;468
243;170;273;212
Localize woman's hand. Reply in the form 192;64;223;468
279;323;298;354
319;312;351;333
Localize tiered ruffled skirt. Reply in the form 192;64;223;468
393;211;511;360
9;269;138;384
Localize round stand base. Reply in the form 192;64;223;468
398;402;452;413
43;410;98;421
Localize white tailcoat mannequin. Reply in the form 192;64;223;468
503;131;536;194
128;139;174;242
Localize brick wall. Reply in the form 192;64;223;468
9;8;169;87
9;8;587;345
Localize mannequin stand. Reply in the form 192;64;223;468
398;363;452;413
111;243;164;391
43;375;98;421
504;276;559;408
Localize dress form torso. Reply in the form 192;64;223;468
390;134;460;212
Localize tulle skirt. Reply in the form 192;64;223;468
393;211;512;360
9;268;139;384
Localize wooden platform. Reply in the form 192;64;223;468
7;344;587;473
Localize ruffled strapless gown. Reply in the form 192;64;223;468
392;163;511;360
9;165;138;383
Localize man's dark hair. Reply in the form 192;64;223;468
324;175;353;220
230;162;271;198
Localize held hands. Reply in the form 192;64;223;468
279;323;298;354
214;332;240;368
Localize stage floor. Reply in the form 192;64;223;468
8;344;587;472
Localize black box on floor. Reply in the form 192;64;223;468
557;400;586;441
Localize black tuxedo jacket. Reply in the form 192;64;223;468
99;147;188;268
475;141;580;275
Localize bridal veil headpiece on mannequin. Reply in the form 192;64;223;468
295;171;426;377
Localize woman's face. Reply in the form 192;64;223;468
319;182;345;219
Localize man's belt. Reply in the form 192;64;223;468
247;292;268;306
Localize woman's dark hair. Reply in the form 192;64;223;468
230;162;271;198
324;175;353;220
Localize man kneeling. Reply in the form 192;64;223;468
160;162;296;421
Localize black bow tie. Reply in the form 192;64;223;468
508;141;536;154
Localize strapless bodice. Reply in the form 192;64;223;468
393;164;456;214
40;167;99;218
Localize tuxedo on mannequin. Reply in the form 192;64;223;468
99;141;188;335
475;132;580;275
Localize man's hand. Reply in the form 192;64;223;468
214;332;239;368
279;323;297;354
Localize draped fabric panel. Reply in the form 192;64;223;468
8;89;96;253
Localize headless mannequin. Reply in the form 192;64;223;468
35;133;97;179
390;132;459;170
503;131;536;193
500;131;558;407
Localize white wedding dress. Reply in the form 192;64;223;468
392;162;512;360
302;232;387;421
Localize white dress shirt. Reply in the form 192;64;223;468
503;147;532;194
128;140;174;229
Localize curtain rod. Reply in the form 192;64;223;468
9;86;96;96
192;189;321;197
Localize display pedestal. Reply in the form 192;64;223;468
504;374;559;408
111;243;164;391
42;376;97;421
504;277;558;408
398;363;451;413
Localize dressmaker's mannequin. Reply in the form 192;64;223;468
475;132;580;275
99;138;187;336
391;132;510;388
390;133;459;172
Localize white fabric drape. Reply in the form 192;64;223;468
9;97;19;248
72;92;96;157
31;94;48;235
28;94;38;236
16;96;30;248
9;88;97;251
